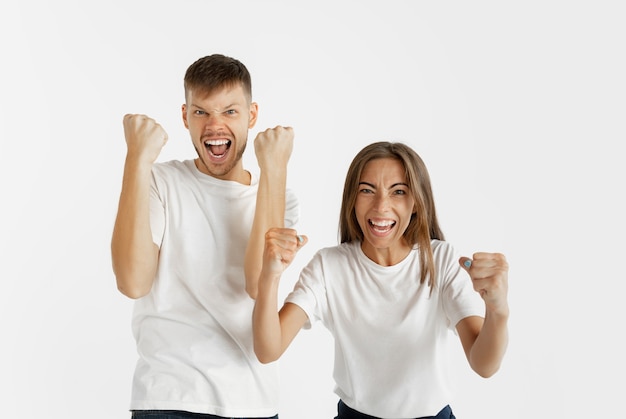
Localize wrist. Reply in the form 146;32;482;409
258;270;282;290
485;304;510;322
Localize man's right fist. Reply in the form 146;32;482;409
123;114;168;164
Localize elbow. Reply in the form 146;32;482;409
255;351;279;364
477;369;498;379
245;283;258;300
473;363;502;379
111;242;157;299
244;268;259;300
113;266;154;299
117;282;150;299
253;340;280;364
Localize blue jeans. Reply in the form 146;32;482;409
131;411;278;419
334;400;456;419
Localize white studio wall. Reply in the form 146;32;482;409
1;1;624;418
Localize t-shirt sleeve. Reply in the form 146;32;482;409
284;188;299;229
284;250;326;330
439;245;485;330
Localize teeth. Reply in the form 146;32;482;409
370;220;394;227
204;139;230;146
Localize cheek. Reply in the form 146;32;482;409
188;125;203;141
353;204;368;231
355;217;367;233
231;121;249;139
400;207;416;230
185;118;199;131
400;215;413;232
354;200;365;219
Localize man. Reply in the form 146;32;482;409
111;54;298;419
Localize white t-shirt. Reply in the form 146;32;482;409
130;159;299;417
285;240;484;418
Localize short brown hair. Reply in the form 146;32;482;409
184;54;252;102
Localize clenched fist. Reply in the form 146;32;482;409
123;114;169;165
459;252;509;315
254;126;294;172
261;227;307;282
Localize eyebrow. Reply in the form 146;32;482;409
191;102;241;110
358;181;409;189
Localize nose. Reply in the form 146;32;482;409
201;115;227;136
204;113;223;127
373;193;390;212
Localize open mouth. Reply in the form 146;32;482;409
204;139;231;158
368;219;396;233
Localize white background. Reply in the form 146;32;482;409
1;1;624;418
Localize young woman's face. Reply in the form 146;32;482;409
354;157;416;265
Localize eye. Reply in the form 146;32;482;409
194;110;206;116
225;109;237;115
393;189;407;195
359;187;374;194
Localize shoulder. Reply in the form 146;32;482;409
151;160;197;185
310;242;358;265
430;239;458;260
299;243;356;287
429;240;462;277
152;159;191;175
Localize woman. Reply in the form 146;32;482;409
253;141;509;419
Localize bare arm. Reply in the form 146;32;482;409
456;252;510;378
111;114;167;299
244;126;294;299
252;228;309;363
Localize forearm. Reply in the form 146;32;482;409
469;309;509;377
252;276;283;363
111;157;158;298
244;169;287;298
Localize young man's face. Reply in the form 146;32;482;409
182;83;258;183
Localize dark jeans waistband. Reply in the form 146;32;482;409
335;400;455;419
131;410;278;419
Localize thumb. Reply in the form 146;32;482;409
459;257;473;272
296;234;309;249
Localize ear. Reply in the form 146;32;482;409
181;104;189;129
248;102;259;129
